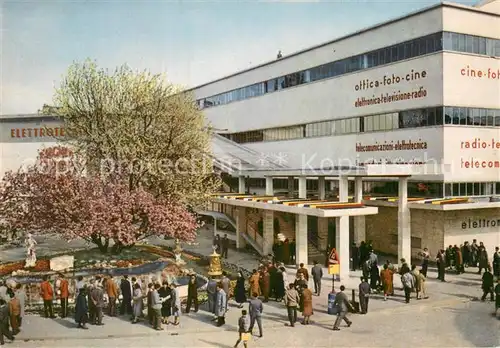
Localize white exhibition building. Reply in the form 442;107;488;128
1;0;499;279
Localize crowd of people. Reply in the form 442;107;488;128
0;237;499;346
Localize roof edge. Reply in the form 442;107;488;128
186;1;497;93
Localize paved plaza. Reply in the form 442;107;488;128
8;266;500;347
2;230;499;347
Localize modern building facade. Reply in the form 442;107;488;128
191;0;500;268
191;1;500;197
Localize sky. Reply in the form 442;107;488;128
1;0;477;115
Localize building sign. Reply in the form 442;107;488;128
459;66;500;80
354;69;428;108
461;218;500;230
10;127;65;138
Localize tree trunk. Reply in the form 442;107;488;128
91;234;109;253
111;241;135;254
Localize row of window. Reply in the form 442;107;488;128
445;182;500;197
444;107;500;126
198;31;500;109
231;179;500;199
223;107;499;144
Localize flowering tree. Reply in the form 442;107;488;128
0;146;198;253
53;60;220;207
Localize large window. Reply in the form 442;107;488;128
198;31;500;109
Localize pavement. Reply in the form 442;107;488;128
3;229;500;347
8;265;500;347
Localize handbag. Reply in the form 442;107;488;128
241;332;251;342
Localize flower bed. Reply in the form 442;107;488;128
114;259;144;268
0;259;50;277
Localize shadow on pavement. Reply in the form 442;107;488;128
198;339;235;348
53;317;78;329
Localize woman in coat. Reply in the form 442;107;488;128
380;264;394;300
249;270;261;297
370;262;380;291
132;283;143;323
275;267;286;301
171;283;181;325
234;271;247;308
158;281;171;324
301;285;313;325
74;287;89;329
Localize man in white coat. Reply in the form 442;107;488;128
215;283;227;327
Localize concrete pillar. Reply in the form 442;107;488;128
288;176;294;197
336;177;350;281
262;210;274;255
338;177;348;202
298;177;307;199
317;217;329;251
354;177;366;244
295;214;308;266
318;177;326;200
265;177;274;196
398;177;411;263
213;218;218;237
235;208;247;249
238;176;246;194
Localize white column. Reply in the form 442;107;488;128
298;176;307;199
336;177;350;281
213;218;218;238
265;177;274;196
338;177;348;202
398;177;411;263
354;177;366;244
295;214;308;266
238;176;246;194
318;177;326;200
235;208;247;249
262;210;274;255
288;176;294;197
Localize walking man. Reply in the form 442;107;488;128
234;309;250;348
332;285;353;331
311;261;323;296
284;283;300;327
481;268;494;302
248;292;263;337
358;277;370;314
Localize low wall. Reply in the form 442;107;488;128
365;205;500;260
365;206;445;259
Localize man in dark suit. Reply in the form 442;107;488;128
332;285;353;331
358;278;370;314
311;261;323;296
120;275;132;315
248;293;263;337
